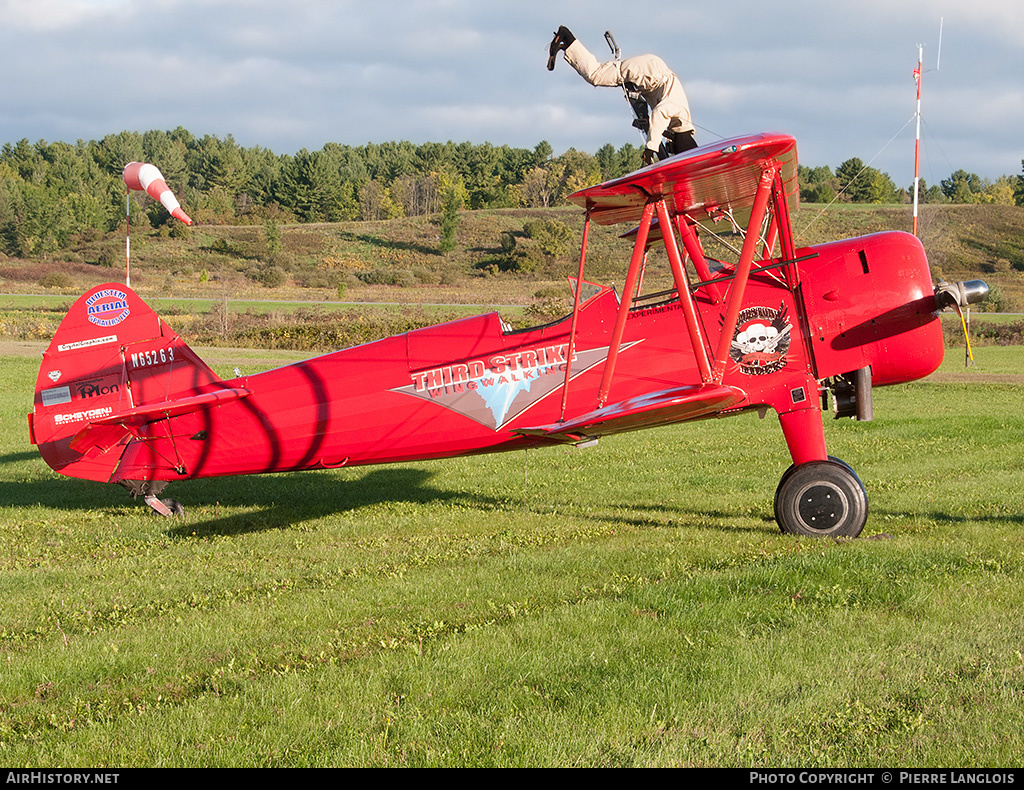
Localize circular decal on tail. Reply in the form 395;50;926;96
85;288;130;327
729;304;792;375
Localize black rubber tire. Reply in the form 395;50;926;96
774;459;868;538
163;499;185;517
149;498;186;518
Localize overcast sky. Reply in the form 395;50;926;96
2;0;1021;187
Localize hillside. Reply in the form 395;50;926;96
1;202;1022;351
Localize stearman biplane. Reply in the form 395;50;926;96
29;133;987;536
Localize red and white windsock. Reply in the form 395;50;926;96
123;162;192;225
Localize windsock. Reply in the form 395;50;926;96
123;162;192;225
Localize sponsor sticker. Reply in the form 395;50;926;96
85;289;130;328
41;386;72;407
729;304;792;376
53;406;113;426
57;334;118;353
75;376;121;400
395;342;638;430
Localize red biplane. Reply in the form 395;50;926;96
29;133;987;536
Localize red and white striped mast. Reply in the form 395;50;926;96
912;19;942;237
911;45;923;236
125;187;132;287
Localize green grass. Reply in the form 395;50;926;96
1;348;1023;767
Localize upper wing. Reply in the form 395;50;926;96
567;132;799;227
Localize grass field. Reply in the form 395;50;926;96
1;345;1022;767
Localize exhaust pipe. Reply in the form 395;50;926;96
831;366;873;422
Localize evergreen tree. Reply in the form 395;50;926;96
941;169;984;203
835;158;898;203
437;170;467;254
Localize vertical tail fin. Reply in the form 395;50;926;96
29;284;222;482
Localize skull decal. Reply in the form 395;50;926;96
729;304;792;375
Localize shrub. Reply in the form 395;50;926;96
525;296;571;323
246;263;286;288
169;221;191;240
395;270;419;288
978;283;1009;312
523;219;573;257
96;248;119;268
409;265;438;284
499;231;517;254
40;272;72;289
359;267;397;285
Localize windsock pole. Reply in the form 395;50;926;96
125;188;131;288
912;44;923;237
911;19;942;238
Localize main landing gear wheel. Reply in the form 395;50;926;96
774;459;868;538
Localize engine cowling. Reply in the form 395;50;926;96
799;231;947;387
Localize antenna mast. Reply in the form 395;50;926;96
912;44;923;236
912;18;942;238
125;188;131;288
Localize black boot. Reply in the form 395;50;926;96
546;26;575;70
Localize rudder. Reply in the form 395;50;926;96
30;283;222;482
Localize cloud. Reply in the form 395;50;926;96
0;0;1020;180
2;0;119;31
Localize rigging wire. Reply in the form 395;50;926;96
795;114;917;242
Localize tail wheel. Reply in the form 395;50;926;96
774;459;868;538
144;495;186;518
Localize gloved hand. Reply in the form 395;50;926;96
642;148;658;166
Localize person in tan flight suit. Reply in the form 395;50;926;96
547;25;697;165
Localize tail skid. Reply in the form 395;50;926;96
30;284;225;484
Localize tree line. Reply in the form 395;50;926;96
1;127;1022;258
799;159;1023;206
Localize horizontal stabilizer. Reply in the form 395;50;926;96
518;384;745;443
70;387;250;455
